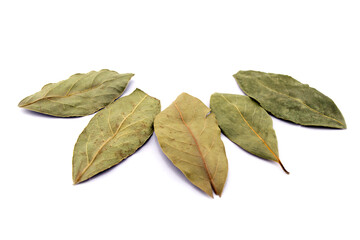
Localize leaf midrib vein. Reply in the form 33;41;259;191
220;94;280;163
173;101;218;195
20;77;126;107
255;81;344;126
74;94;148;183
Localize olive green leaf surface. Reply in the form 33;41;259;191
73;88;160;184
210;93;288;174
19;69;133;117
234;70;346;129
154;93;228;197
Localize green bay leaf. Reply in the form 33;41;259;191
234;70;346;129
72;88;160;184
154;93;228;197
19;69;133;117
210;93;288;174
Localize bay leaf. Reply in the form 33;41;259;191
210;93;288;174
19;69;133;117
154;93;228;197
72;88;160;184
233;70;346;129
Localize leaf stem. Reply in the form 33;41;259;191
278;160;290;174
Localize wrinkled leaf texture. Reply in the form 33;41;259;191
210;93;288;174
73;88;160;184
234;70;346;129
154;93;228;197
19;69;133;117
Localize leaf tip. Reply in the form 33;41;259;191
18;99;26;108
73;174;82;185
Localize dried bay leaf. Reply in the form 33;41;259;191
210;93;288;174
72;88;160;184
19;69;133;117
154;93;228;197
234;70;346;129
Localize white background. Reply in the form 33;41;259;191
1;0;359;239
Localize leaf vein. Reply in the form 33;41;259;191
74;94;148;183
257;81;344;126
220;94;289;174
162;142;201;157
173;101;218;195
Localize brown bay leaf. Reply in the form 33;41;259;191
210;93;288;174
154;93;228;197
72;88;160;184
234;70;346;129
19;69;133;117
